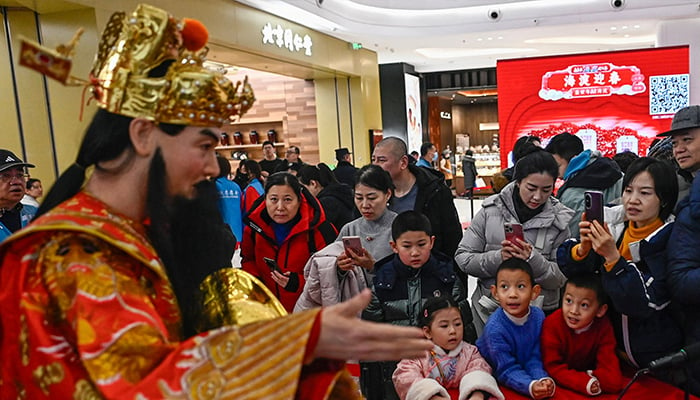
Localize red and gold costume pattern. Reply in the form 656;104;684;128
0;192;349;399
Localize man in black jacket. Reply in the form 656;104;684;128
371;137;462;259
333;147;358;187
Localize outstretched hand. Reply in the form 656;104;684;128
314;289;433;362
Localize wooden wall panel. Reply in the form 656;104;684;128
451;102;499;148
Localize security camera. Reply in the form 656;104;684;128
487;8;501;21
610;0;625;10
315;0;324;7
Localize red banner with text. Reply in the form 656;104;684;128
497;46;689;168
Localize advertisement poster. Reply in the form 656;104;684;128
497;46;689;168
405;73;422;154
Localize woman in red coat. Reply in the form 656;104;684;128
242;172;336;311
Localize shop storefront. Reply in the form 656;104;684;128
1;0;382;186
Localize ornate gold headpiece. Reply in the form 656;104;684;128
20;3;254;126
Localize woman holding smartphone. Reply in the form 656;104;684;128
455;150;574;335
241;172;336;312
557;157;683;377
295;165;397;311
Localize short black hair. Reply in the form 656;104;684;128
261;140;274;148
418;296;460;328
622;157;678;221
420;142;435;157
26;178;41;190
512;150;559;182
512;135;541;164
612;151;639;174
391;210;432;240
545;132;583;162
565;273;608;306
496;258;535;286
216;155;231;178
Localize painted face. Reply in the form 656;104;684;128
265;184;301;224
491;268;540;319
423;307;463;352
372;144;406;181
158;126;220;199
353;183;391;221
27;181;43;199
262;144;276;160
671;129;700;173
0;167;26;208
622;171;661;228
552;153;569;179
561;283;606;331
517;172;555;209
391;230;435;269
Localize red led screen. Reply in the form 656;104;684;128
497;46;689;168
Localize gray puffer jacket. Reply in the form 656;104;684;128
455;181;573;335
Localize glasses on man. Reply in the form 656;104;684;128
0;171;28;183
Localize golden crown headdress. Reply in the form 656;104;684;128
20;3;254;126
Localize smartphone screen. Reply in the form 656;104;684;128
504;223;525;246
342;236;363;254
263;257;281;273
584;191;604;224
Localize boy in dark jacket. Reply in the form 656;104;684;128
361;211;476;400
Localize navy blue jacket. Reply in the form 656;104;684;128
558;216;683;368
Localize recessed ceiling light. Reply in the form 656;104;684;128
477;38;483;41
415;47;537;59
610;26;617;30
633;25;640;28
622;25;628;29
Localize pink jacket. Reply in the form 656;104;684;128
393;342;504;400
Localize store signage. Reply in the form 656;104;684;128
539;63;646;101
262;22;313;56
440;111;451;119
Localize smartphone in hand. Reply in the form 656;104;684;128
584;190;604;224
263;257;282;273
342;236;363;255
504;223;525;247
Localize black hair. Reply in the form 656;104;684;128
36;109;186;218
410;150;419;157
512;150;559;182
26;178;41;190
496;258;535;286
622;157;678;221
465;149;474;156
287;146;300;154
418;296;461;328
241;159;262;180
544;132;583;162
420;142;435;157
512;135;541;164
391;210;432;240
298;163;338;187
565;273;608;306
216;155;231;178
261;140;274;148
265;171;303;199
355;164;394;193
612;151;640;174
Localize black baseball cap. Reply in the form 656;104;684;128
0;149;35;173
657;105;700;136
335;148;351;160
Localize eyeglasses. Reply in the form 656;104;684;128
0;171;28;183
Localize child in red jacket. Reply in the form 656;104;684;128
541;273;623;395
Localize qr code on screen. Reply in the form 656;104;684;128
649;74;690;115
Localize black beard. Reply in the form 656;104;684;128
146;149;236;338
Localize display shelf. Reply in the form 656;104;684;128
231;117;283;125
216;142;284;150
